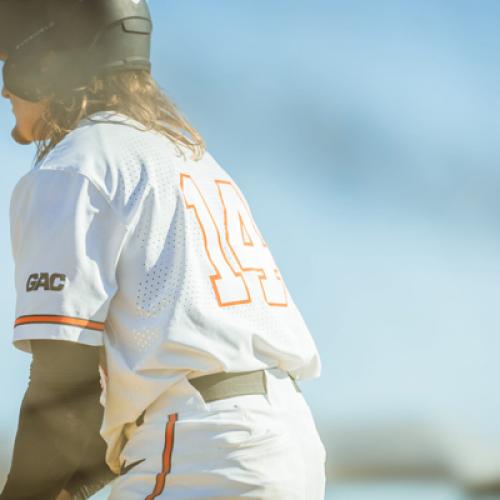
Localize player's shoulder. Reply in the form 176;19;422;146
37;111;227;185
27;112;184;218
12;112;229;221
39;111;175;178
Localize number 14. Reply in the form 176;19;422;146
181;174;288;308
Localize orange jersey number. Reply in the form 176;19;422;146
181;174;288;308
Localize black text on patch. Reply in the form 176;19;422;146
26;273;67;292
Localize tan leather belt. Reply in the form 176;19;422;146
188;369;300;403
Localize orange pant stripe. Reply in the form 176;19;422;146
146;413;178;500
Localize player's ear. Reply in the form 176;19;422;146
0;51;6;61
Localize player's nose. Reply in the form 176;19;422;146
1;84;11;99
0;52;8;99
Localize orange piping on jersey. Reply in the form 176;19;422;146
14;315;105;332
180;173;251;307
215;179;289;308
146;413;178;500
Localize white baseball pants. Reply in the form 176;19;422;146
109;369;326;499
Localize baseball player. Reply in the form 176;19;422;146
0;1;326;499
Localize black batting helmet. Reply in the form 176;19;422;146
0;0;153;102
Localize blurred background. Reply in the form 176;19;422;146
2;1;500;498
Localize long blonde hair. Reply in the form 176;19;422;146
34;70;205;161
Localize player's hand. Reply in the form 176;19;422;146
56;490;73;500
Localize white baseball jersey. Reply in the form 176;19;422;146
10;112;321;471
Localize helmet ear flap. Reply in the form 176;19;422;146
3;48;91;102
3;50;47;102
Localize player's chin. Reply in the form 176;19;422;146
11;126;33;145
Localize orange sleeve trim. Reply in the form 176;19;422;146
14;315;105;332
146;413;178;500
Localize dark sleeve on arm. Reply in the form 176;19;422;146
0;341;103;500
63;421;117;500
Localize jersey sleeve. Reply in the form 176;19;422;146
10;169;128;353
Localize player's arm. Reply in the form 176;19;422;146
5;170;128;498
62;417;117;500
0;340;103;500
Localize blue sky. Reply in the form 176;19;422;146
2;0;500;487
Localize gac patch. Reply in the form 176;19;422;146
26;273;67;292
